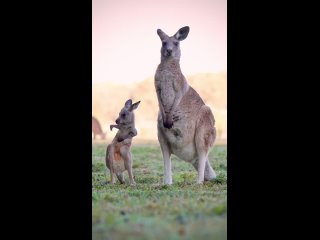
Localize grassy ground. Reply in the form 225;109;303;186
92;141;227;240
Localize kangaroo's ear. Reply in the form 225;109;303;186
157;29;168;41
124;99;132;109
174;26;190;41
129;101;141;111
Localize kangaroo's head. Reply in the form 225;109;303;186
115;99;141;142
157;26;190;62
115;99;140;127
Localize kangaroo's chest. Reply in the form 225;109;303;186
155;70;177;110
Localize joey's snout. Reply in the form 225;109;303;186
115;118;120;124
166;49;172;55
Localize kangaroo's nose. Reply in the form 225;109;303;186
167;49;172;55
115;119;119;124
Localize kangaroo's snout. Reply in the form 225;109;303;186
166;49;172;55
115;119;120;124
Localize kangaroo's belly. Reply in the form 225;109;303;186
158;114;198;162
112;144;126;173
172;142;197;163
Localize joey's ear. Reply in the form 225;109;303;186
124;99;132;109
129;101;141;111
174;26;190;41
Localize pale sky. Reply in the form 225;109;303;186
92;0;227;84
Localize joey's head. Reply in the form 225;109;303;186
115;99;141;127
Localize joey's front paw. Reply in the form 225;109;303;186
129;128;137;138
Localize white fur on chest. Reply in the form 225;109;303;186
156;71;176;109
111;139;131;174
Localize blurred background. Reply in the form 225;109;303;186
92;0;227;143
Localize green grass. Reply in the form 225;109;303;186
92;142;227;240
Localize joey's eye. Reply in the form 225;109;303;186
174;41;179;46
162;41;167;46
121;113;126;118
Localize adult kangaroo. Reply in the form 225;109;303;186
155;26;217;184
92;116;106;140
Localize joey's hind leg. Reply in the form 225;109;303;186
106;145;116;184
122;149;136;185
116;173;125;184
110;170;116;184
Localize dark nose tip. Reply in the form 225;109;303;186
115;119;119;124
167;49;172;54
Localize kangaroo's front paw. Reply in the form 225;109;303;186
163;115;173;129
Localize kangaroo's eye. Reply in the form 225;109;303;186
174;41;179;46
162;41;167;47
121;113;126;118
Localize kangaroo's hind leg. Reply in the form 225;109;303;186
106;144;116;184
158;124;173;185
194;106;217;183
121;148;136;186
192;157;216;182
204;159;216;181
